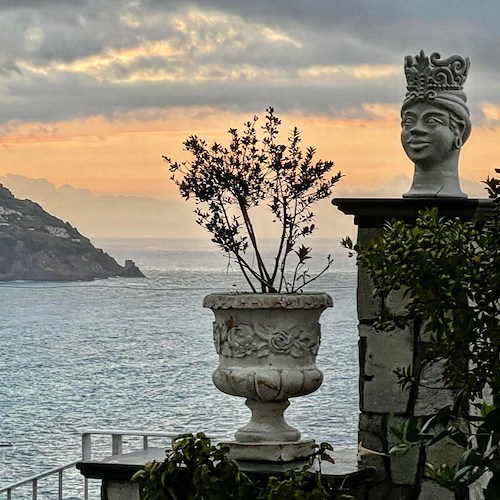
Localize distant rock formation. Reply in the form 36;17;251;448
0;184;145;281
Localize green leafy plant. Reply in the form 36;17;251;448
132;433;353;499
165;107;342;293
344;169;500;498
265;442;353;500
132;433;256;499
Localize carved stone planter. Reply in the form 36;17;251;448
203;292;332;461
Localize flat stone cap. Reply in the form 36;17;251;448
332;197;493;227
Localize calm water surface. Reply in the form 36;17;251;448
0;238;359;498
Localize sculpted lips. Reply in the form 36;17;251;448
407;140;431;150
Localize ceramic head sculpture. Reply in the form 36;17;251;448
401;50;471;198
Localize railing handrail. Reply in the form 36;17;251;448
0;460;78;493
1;428;228;498
81;429;182;437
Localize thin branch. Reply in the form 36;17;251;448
237;198;272;292
293;255;333;293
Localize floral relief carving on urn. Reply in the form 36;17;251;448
213;322;320;359
204;292;332;449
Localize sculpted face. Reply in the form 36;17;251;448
401;102;457;168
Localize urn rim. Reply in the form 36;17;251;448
203;292;333;310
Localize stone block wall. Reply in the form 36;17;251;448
357;224;458;499
333;198;488;500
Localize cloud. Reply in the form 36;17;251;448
1;170;490;243
0;173;358;239
0;1;499;126
335;174;489;199
0;174;204;238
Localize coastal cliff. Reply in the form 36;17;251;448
0;184;144;281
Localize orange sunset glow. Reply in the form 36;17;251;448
0;109;493;196
1;2;499;237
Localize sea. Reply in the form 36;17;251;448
0;237;359;499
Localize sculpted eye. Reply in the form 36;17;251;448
426;116;445;126
402;117;414;127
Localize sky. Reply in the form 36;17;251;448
0;0;499;238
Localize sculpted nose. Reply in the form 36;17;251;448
409;119;426;135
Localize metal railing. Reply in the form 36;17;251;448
0;429;188;499
0;461;79;500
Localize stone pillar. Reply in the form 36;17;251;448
333;197;490;500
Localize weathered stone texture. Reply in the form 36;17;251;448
357;228;383;321
418;480;455;500
103;481;140;500
387;415;420;485
367;482;418;500
469;472;492;500
425;435;464;473
359;413;384;434
359;426;388;482
357;227;382;246
414;360;455;416
384;287;409;317
333;197;488;499
359;325;413;413
357;268;382;321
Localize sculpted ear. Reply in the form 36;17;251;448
450;119;466;150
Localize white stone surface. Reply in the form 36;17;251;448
235;399;301;442
0;206;21;217
225;438;316;462
203;292;333;310
104;481;140;500
206;293;331;447
44;225;70;238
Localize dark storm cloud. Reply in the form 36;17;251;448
0;0;89;8
0;68;402;124
0;0;499;125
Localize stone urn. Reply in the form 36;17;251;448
203;292;332;461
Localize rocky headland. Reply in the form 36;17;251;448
0;184;144;281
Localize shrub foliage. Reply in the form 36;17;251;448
165;108;342;292
345;170;500;498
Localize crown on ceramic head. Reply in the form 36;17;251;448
404;50;470;101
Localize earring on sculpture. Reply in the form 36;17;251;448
454;136;463;149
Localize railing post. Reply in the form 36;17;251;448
82;433;92;460
6;489;12;500
111;434;122;455
32;478;37;500
143;435;148;450
58;469;63;500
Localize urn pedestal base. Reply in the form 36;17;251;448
223;438;316;462
235;399;300;443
